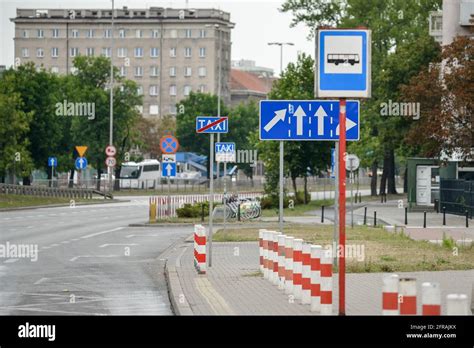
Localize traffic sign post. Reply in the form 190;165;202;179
215;142;236;233
160;135;179;154
196;116;228;268
161;154;177;178
338;98;347;316
48;157;57;187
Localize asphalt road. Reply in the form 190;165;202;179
0;197;193;315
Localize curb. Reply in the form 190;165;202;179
0;199;126;212
163;238;194;316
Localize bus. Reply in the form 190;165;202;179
119;159;161;189
327;53;360;66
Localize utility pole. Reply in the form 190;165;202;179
108;0;114;194
267;42;294;232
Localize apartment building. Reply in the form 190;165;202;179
11;7;234;118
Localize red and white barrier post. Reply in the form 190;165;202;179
284;236;294;295
446;294;470;315
277;234;286;290
320;249;333;315
399;277;417;315
292;239;304;300
301;243;312;305
263;231;270;279
310;245;322;312
422;282;441;315
267;232;275;283
382;274;399;315
272;232;281;286
194;224;206;274
259;229;265;273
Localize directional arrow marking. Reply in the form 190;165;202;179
264;109;286;132
336;117;357;135
314;106;328;136
293;106;306;136
166;164;173;176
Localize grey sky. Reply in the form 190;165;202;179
0;0;315;75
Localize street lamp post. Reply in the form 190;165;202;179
108;0;114;194
267;42;294;233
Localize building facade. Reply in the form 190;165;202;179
11;7;233;118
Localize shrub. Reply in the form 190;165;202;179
176;201;209;218
260;195;290;210
295;191;311;205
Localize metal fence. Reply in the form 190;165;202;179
0;183;94;199
440;179;474;218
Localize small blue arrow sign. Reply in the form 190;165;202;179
259;100;359;141
162;162;176;177
75;157;88;170
48;157;58;167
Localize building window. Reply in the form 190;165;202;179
199;29;207;38
22;30;28;38
169;85;177;96
199;84;206;93
136;85;143;95
198;67;207;77
52;29;59;38
169;104;177;114
184;85;192;96
134;47;144;58
119;29;126;38
199;47;206;58
119;66;127;77
86;47;95;56
185;29;192;38
71;29;79;38
86;29;95;38
37;29;44;38
149;105;159;115
151;29;160;38
170;29;177;38
36;48;44;58
134;66;143;77
21;48;29;58
150;66;159;77
70;47;79;57
169;66;176;77
136;29;143;38
149;85;159;96
104;29;112;38
102;47;111;57
150;47;159;58
117;47;127;58
51;66;59;74
169;47;176;57
184;47;192;58
184;67;192;77
51;47;59;58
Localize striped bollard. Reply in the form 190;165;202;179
194;225;206;274
272;232;281;285
310;245;322;312
301;243;312;305
258;229;265;273
422;282;441;315
382;274;399;315
284;236;294;295
292;239;304;300
446;294;470;315
263;231;269;279
277;234;286;290
320;249;333;315
399;278;417;315
267;232;275;283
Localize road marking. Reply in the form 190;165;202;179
99;243;138;248
4;259;19;263
34;277;48;285
61;241;70;244
126;234;159;238
81;227;124;239
50;244;60;247
26;226;34;229
72;238;80;241
69;255;119;262
195;277;235;315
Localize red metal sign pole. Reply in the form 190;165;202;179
338;98;347;316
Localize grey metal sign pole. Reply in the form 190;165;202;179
223;161;227;232
350;157;354;228
208;133;214;267
279;141;284;232
333;141;339;267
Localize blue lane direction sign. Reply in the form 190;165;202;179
259;100;359;141
48;157;58;167
215;142;236;162
196;116;228;134
162;154;176;177
75;157;88;170
316;29;371;98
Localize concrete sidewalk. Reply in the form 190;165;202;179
165;240;474;315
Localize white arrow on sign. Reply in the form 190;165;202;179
78;158;85;168
293;106;307;136
336;117;357;135
314;106;328;136
50;159;55;166
264;109;286;132
166;163;173;176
